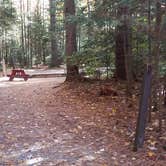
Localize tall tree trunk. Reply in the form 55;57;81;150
29;23;33;67
23;0;28;67
164;75;166;106
49;0;60;67
20;0;25;67
64;0;79;81
151;1;164;133
87;0;92;40
115;5;133;86
152;1;162;112
27;0;33;67
2;58;7;77
115;8;126;80
148;0;152;122
42;0;46;65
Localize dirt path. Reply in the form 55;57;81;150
0;77;109;165
0;77;165;166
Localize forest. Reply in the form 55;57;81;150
0;0;165;165
0;0;165;80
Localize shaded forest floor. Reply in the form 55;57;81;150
0;77;165;166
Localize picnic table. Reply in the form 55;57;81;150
7;69;29;81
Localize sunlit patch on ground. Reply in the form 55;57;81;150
0;135;102;165
0;77;65;88
24;157;45;165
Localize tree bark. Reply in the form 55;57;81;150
20;0;25;67
87;0;92;40
49;0;60;67
64;0;79;81
152;1;162;112
2;58;7;77
115;5;132;81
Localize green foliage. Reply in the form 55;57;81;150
160;61;166;76
29;11;49;65
75;0;166;79
0;0;164;76
73;30;115;77
0;0;16;32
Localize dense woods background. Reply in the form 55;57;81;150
0;0;165;101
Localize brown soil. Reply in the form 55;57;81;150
0;78;165;166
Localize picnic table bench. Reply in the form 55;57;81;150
7;69;29;81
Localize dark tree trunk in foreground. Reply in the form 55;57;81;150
64;0;79;81
49;0;60;67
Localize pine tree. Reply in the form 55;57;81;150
49;0;60;67
64;0;79;81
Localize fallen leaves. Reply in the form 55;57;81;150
0;79;165;165
147;151;156;158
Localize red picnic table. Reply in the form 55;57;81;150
7;69;29;81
